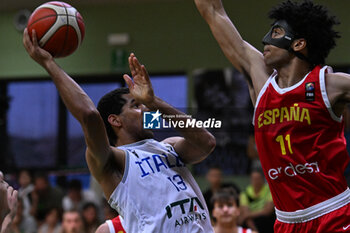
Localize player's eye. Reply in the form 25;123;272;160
272;28;280;36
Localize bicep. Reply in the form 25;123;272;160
81;111;112;169
207;12;253;73
207;13;271;101
326;72;350;115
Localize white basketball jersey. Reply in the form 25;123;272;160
108;139;213;233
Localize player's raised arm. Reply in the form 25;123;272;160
123;53;216;164
22;29;120;183
194;0;271;102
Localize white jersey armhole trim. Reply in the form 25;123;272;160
106;220;115;233
252;70;276;125
121;150;130;184
319;66;342;122
107;150;130;216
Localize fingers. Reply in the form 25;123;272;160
23;28;31;50
123;74;134;90
141;65;151;82
7;186;13;198
128;53;136;77
12;190;18;202
23;28;39;52
31;29;39;47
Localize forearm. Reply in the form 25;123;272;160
42;59;98;122
194;0;225;18
0;214;15;233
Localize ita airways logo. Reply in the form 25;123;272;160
143;110;162;129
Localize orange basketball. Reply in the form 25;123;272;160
27;1;85;58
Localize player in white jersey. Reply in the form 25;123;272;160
23;30;216;233
95;216;126;233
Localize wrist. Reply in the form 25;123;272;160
144;96;158;110
42;58;55;70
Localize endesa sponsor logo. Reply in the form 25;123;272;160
268;162;320;180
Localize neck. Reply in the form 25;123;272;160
275;59;311;88
214;222;238;233
115;131;139;147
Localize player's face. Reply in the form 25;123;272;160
119;94;154;140
263;26;293;68
212;199;240;224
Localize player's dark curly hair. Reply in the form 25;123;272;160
97;87;129;146
268;0;340;66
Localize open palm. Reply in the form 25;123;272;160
123;53;155;104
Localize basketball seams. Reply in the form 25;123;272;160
56;3;69;57
27;1;84;58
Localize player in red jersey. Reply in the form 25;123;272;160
194;0;350;232
95;216;126;233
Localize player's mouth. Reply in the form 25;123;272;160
263;49;270;56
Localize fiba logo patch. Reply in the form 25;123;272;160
305;82;315;101
143;110;162;129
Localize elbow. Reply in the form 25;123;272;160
201;133;216;157
207;134;216;153
80;108;102;125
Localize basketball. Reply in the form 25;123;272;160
27;1;85;58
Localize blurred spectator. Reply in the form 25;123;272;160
211;187;257;233
95;216;125;233
17;170;34;218
203;166;240;214
1;171;18;233
38;207;62;233
10;197;37;233
61;210;83;233
246;130;262;171
30;172;64;224
62;179;98;212
240;168;275;233
81;202;101;233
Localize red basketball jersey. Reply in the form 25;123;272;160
254;65;349;212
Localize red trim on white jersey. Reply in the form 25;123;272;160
106;216;126;233
238;226;252;233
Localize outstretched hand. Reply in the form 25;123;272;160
23;28;53;67
123;53;155;105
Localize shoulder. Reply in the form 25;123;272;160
324;71;350;101
95;222;110;233
325;72;350;86
161;136;183;147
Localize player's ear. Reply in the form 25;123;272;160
292;38;307;52
108;114;122;127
